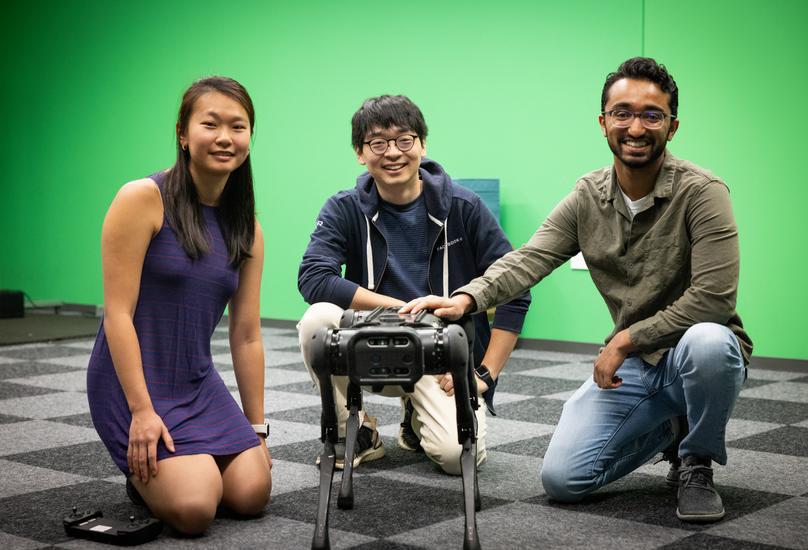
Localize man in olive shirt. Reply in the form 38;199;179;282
402;57;752;523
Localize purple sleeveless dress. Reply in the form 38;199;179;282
87;171;260;474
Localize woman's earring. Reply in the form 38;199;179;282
181;144;188;151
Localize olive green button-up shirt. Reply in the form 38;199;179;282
457;152;753;365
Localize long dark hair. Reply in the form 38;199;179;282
164;76;256;268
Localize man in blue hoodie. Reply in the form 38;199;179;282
297;95;531;474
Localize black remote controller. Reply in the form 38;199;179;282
64;507;162;546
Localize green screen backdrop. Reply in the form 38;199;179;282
1;0;805;360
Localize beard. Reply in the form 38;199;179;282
608;136;667;169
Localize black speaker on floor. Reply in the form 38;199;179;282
0;290;24;318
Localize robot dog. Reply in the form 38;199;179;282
308;306;482;550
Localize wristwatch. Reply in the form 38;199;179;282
474;364;496;389
252;422;270;438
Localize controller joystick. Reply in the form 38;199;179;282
63;506;102;527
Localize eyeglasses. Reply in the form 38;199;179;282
602;109;676;129
363;134;419;155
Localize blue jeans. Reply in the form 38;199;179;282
541;323;745;503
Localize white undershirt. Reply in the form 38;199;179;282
620;188;655;220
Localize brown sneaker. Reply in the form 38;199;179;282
397;397;422;452
317;415;385;470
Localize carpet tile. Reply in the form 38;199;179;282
0;333;804;549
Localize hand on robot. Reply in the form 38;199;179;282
400;293;475;320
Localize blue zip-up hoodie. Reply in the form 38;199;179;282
298;158;531;412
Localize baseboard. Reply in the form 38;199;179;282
515;338;601;355
260;318;297;330
25;301;103;317
745;355;808;372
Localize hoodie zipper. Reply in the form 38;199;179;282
426;220;447;296
367;216;389;289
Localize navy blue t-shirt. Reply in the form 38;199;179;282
375;194;431;301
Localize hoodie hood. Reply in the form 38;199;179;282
354;158;454;220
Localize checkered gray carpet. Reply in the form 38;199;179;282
1;326;807;549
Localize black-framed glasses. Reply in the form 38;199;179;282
602;109;676;129
363;134;419;155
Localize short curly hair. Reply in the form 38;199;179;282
601;57;678;117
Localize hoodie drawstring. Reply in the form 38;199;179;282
365;214;377;290
428;214;450;298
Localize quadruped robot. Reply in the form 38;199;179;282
308;306;482;550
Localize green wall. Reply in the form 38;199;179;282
1;0;806;360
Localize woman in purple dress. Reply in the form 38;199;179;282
87;77;271;535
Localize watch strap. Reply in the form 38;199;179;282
252;423;270;437
474;364;496;388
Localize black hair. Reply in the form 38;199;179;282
163;76;256;268
601;57;679;117
351;95;428;151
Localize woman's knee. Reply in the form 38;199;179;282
163;495;218;535
220;447;272;515
226;477;271;516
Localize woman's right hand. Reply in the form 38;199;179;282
127;408;175;483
